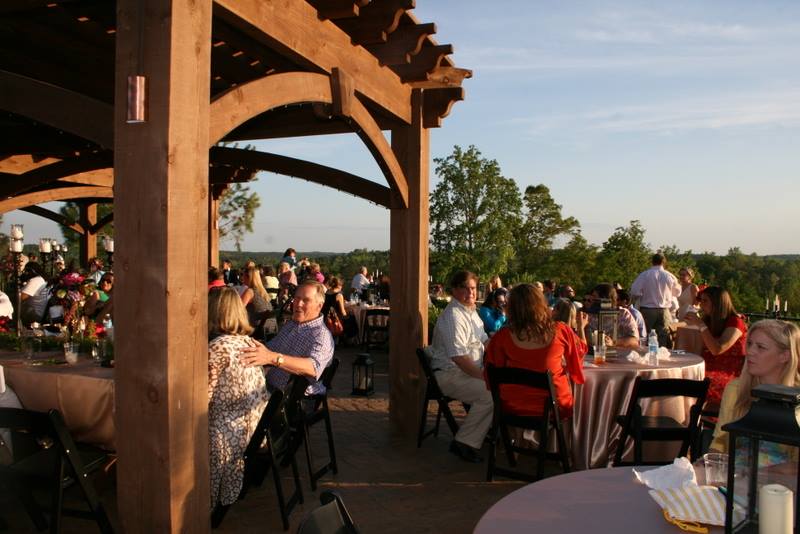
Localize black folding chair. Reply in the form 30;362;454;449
296;490;359;534
613;377;710;466
361;309;389;350
485;365;571;482
285;359;340;491
415;348;461;447
212;389;304;531
0;407;113;533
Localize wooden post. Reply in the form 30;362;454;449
209;185;225;268
78;202;97;267
389;89;429;434
114;0;211;532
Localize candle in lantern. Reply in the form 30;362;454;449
785;301;788;313
39;238;51;253
774;295;780;312
10;239;23;253
10;224;23;240
758;484;792;534
766;298;770;311
105;238;114;253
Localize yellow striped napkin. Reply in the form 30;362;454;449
649;486;744;527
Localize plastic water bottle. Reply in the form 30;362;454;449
648;329;659;366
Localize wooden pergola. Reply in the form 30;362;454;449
0;1;469;531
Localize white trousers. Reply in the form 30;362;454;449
434;368;493;449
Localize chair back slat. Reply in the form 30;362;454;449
635;378;710;400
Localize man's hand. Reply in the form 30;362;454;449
452;355;484;379
238;341;278;367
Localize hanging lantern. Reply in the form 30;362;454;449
722;384;800;533
351;353;374;396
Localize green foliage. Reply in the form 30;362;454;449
59;202;114;262
517;184;580;274
218;183;261;252
429;145;522;281
594;220;651;288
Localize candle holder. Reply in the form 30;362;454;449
10;229;24;334
102;236;114;270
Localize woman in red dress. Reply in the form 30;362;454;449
484;283;586;419
684;286;747;405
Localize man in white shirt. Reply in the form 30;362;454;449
429;270;493;463
350;266;370;296
630;253;682;348
20;262;49;325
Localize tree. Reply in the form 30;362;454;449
429;145;522;280
59;202;114;259
595;220;651;288
218;183;261;252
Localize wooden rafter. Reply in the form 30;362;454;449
214;0;412;124
307;0;370;20
422;87;464;128
335;0;415;45
366;22;435;66
0;185;112;213
0;151;112;199
20;204;84;234
0;69;114;146
211;146;392;207
392;43;453;83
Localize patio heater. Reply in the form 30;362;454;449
9;224;24;334
102;236;114;270
722;384;800;533
351;353;374;396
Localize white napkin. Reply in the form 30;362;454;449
633;457;697;490
623;350;649;365
658;347;672;360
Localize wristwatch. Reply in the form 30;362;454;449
275;354;285;368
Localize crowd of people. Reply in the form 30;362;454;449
427;253;800;467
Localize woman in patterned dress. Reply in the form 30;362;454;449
208;287;269;508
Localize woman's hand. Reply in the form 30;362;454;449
684;311;703;327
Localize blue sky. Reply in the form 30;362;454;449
4;1;799;254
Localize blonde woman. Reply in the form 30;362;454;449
676;267;699;320
208;287;269;508
487;275;503;293
240;266;274;338
710;320;800;465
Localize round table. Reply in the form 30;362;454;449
474;467;723;533
572;352;705;469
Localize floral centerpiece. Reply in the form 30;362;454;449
49;272;95;336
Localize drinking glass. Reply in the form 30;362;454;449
63;342;79;364
593;341;606;365
703;452;728;487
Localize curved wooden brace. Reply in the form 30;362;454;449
423;87;465;128
0;69;114;147
0;152;113;199
209;71;408;208
20;205;85;235
0;186;113;214
210;146;391;208
89;211;114;234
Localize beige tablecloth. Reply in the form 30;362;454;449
474;466;723;533
344;303;390;340
1;353;115;450
572;352;705;469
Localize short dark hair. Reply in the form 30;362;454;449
449;270;478;291
593;283;618;307
652;253;665;265
617;289;630;303
209;267;223;283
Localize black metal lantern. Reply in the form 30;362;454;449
351;353;374;396
722;384;800;533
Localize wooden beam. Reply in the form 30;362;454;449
213;0;412;124
335;0;414;45
408;66;472;89
389;88;429;434
78;202;97;265
114;0;211;531
307;0;369;20
0;69;114;147
209;193;219;268
210;146;391;207
0;154;60;174
209;72;407;207
0;185;112;213
366;22;435;66
59;168;114;187
392;44;453;83
209;71;332;144
330;67;354;118
20;204;85;234
0;151;113;199
422;87;464;128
